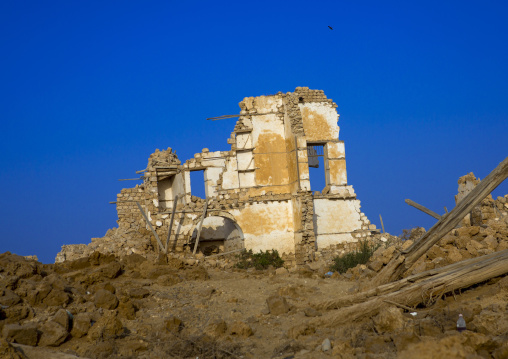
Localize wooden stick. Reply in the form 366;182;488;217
405;199;441;220
165;195;179;253
206;114;241;121
193;200;208;255
379;214;385;233
136;202;165;253
118;178;143;181
316;249;508;310
383;300;414;312
372;156;508;285
206;248;243;258
311;249;508;328
444;206;448;213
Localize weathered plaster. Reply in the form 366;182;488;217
113;87;376;266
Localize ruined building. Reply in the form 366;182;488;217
112;87;377;266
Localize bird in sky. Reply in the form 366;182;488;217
328;25;333;30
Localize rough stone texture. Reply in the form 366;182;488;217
372;307;405;334
2;324;38;346
94;289;119;310
0;290;21;307
70;313;92;338
228;321;253;338
0;338;28;359
86;311;124;341
53;309;71;332
38;322;68;347
205;319;227;338
127;287;150;299
164;315;183;333
266;295;290;315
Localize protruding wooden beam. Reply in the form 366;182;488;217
372;156;508;285
379;214;385;233
136;202;165;254
165;195;180;252
193;200;208;255
206;114;241;121
405;199;441;220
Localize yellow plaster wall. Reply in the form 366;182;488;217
252;114;288;187
300;103;339;142
231;201;295;254
327;159;347;185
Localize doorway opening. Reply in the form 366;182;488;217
191;216;244;255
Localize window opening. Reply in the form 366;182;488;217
158;175;175;210
307;144;326;192
189;170;206;199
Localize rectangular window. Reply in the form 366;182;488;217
189;170;206;199
307;144;326;192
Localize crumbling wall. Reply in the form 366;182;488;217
455;172;504;227
56;87;377;266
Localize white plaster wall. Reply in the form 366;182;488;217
313;198;362;235
201;157;226;167
236;133;252;149
239;172;256;187
222;157;239;190
251;114;285;152
204;167;222;197
237;151;254;171
326;142;345;159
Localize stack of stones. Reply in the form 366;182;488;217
348;208;508;280
55;227;155;263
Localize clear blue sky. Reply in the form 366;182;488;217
1;1;507;263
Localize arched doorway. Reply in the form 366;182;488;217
190;216;244;256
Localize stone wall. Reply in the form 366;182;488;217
56;87;376;266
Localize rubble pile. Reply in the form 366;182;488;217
0;251;215;358
352;195;508;280
55;227;155;263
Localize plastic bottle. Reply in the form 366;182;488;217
457;314;466;332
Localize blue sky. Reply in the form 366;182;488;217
1;1;507;263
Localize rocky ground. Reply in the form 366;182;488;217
2;199;508;358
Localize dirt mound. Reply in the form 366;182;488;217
2;193;508;358
0;251;215;358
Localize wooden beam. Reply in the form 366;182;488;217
405;199;441;220
372;156;508;285
193;200;208;255
118;178;143;181
311;249;508;328
206;114;241;121
165;195;180;253
379;214;385;233
136;202;165;254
